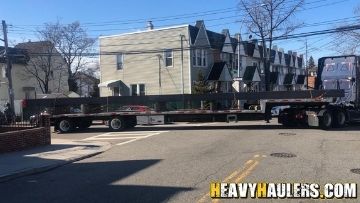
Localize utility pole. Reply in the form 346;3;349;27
156;54;162;95
180;34;185;109
305;39;309;89
180;34;184;94
2;20;15;117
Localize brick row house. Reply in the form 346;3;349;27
99;20;305;98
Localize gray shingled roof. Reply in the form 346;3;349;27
0;46;29;64
206;30;225;50
207;62;226;80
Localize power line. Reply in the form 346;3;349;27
9;24;359;58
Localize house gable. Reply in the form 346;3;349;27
194;21;211;48
219;64;232;82
221;29;234;54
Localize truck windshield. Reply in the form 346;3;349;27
323;79;337;90
339;79;351;90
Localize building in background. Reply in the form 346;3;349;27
99;20;305;98
0;41;69;115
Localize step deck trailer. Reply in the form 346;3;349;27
50;90;344;133
46;55;360;133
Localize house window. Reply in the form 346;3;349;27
131;84;146;96
116;53;124;70
196;49;202;66
113;87;120;96
202;49;207;66
193;49;207;67
192;50;196;66
164;49;173;67
131;84;138;96
139;84;145;96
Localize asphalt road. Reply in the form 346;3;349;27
1;121;360;202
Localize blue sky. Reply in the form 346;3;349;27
1;0;359;62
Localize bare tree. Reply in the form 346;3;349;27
238;0;304;91
333;5;360;54
38;21;96;92
16;41;66;94
77;62;100;97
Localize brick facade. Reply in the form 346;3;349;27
0;114;51;153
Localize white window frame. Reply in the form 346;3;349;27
112;86;120;96
116;53;124;70
202;49;207;67
196;49;202;66
130;84;138;96
130;84;146;96
138;84;145;96
192;50;196;66
164;49;173;67
194;49;207;67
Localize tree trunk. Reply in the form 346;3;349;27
68;76;78;92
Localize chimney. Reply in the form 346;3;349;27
234;33;242;41
272;45;278;51
221;29;229;36
195;20;204;29
147;21;154;30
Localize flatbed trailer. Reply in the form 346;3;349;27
27;54;360;133
49;93;343;133
51;109;266;133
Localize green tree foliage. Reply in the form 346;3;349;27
192;71;213;94
308;56;316;69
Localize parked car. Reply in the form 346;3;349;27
271;105;290;116
117;105;152;112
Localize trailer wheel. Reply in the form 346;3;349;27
319;110;332;130
109;117;125;131
57;119;74;133
333;110;346;128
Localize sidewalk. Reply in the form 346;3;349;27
0;139;111;182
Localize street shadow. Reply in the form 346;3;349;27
0;159;193;202
0;144;83;158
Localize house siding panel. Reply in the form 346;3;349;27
100;26;191;96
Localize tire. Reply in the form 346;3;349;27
57;119;74;133
109;117;125;131
319;110;332;130
78;120;92;129
332;110;346;128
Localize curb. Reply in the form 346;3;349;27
0;142;111;183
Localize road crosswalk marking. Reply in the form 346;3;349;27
82;131;168;146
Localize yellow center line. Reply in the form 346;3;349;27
197;155;264;203
234;161;259;183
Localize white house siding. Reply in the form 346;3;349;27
99;26;191;96
0;62;68;115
